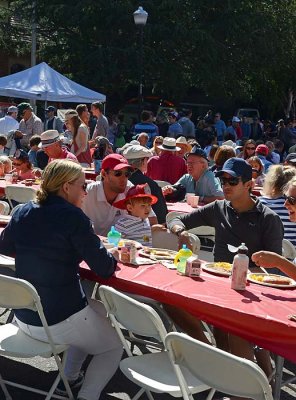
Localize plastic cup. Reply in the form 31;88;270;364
186;193;195;205
4;174;13;184
191;195;199;208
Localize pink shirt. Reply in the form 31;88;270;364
49;147;78;163
146;152;187;184
19;170;35;180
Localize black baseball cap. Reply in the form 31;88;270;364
186;145;208;161
45;106;56;112
216;158;252;181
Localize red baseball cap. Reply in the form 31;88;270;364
113;184;158;210
101;154;132;171
255;144;269;156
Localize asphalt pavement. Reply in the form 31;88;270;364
0;278;296;400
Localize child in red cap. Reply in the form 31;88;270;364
113;184;158;247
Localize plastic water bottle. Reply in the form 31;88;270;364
107;226;121;246
231;243;249;290
174;245;193;274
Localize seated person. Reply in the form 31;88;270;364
162;146;224;204
28;135;41;167
247;155;265;186
0;155;12;176
12;149;35;180
114;184;158;247
0;135;7;155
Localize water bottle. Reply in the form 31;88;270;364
231;243;249;290
174;245;193;274
107;226;121;246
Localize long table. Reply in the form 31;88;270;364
80;260;296;364
0;180;39;197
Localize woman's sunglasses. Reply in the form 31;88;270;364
246;147;255;150
219;176;241;186
285;195;296;205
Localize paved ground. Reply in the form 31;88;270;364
0;276;296;399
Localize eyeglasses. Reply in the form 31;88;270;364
285;195;296;205
246;147;255;150
112;170;132;178
69;182;87;192
13;162;23;166
219;176;241;186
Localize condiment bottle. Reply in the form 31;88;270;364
174;245;193;274
107;226;121;246
231;243;249;290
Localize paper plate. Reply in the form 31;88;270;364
202;262;232;276
139;248;177;261
247;273;296;288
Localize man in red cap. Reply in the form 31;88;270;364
255;144;272;173
82;154;158;235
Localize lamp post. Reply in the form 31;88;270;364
133;6;148;119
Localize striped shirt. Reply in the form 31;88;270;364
259;195;296;247
115;214;152;247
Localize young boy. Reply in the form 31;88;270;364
28;135;41;167
113;184;158;247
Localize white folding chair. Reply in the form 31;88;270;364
99;285;214;400
152;230;200;254
0;201;10;215
0;274;73;400
155;180;171;188
5;185;36;209
282;239;296;260
165;332;273;400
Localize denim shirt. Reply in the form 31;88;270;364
0;195;116;326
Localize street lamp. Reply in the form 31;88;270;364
133;6;148;119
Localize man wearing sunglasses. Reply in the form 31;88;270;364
167;157;283;378
82;153;158;236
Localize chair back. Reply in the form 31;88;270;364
152;230;200;253
5;185;36;208
155;180;171;188
99;285;168;354
282;239;296;260
165;332;273;400
0;201;10;215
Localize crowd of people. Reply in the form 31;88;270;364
0;102;296;399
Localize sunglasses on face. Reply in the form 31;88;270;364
112;170;132;178
285;195;296;205
219;176;241;186
69;182;87;191
246;147;255;150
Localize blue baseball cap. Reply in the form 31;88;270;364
216;158;252;181
186;145;208;161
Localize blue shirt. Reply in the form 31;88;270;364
28;149;38;167
134;122;158;147
167;122;183;138
175;170;224;199
214;120;226;141
0;195;116;326
257;155;272;173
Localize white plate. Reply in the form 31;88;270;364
247;273;296;288
139;248;177;261
202;262;232;276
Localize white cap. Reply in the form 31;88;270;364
123;145;153;160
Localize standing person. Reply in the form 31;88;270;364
250;117;263;141
114;114;128;149
0;159;122;400
225;117;242;141
214;112;226;144
65;110;92;167
0;105;19;136
178;109;196;139
240;116;251;139
167;111;183;138
123;144;168;224
44;106;64;133
76;104;91;132
146;137;187;184
91;102;109;139
18;103;43;149
134;110;159;148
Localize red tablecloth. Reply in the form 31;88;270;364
0;180;39;197
80;261;296;363
166;202;199;213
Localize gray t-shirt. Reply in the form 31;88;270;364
168;198;284;268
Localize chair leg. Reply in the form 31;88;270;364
205;388;216;400
0;373;12;400
274;355;284;400
131;387;145;400
145;389;155;400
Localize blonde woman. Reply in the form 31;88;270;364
259;164;296;246
0;159;122;400
0;155;12;176
152;135;163;156
65;109;92;167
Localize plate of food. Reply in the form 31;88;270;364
139;247;178;261
247;273;296;288
117;239;143;249
202;262;232;276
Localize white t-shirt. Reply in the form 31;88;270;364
82;180;133;236
0;115;19;135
